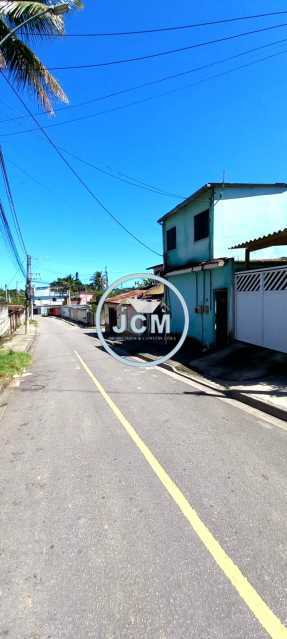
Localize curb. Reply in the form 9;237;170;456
135;353;287;423
54;317;86;329
24;323;38;354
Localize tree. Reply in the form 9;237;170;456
88;271;105;306
73;272;82;290
0;0;82;113
50;274;83;294
0;287;25;304
90;271;105;291
134;278;155;289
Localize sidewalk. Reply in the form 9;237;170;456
103;336;287;421
0;321;38;392
0;321;37;354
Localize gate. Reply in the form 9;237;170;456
235;265;287;353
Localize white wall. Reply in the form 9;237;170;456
0;305;9;337
213;185;287;260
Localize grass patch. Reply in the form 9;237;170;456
0;349;31;378
29;319;38;325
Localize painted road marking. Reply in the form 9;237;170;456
74;349;287;639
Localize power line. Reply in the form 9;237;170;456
7;145;185;200
7;268;24;287
50;21;287;70
2;33;287;126
3;40;287;139
1;73;162;258
0;200;26;278
57;146;185;199
27;9;287;37
6;157;53;194
0;148;27;255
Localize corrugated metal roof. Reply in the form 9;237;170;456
157;182;287;223
142;284;164;297
106;289;145;304
230;227;287;250
106;285;163;305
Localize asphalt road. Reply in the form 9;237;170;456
0;317;287;639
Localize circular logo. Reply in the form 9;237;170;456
96;272;189;368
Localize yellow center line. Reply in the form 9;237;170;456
74;349;287;639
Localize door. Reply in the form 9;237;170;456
215;289;228;347
108;306;118;334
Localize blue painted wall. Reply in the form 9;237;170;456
160;184;287;346
162;184;287;270
166;262;234;347
163;191;213;268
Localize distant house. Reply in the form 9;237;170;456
70;292;94;305
33;286;67;315
104;286;164;335
157;182;287;349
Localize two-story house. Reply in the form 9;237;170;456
158;182;287;349
33;286;67;315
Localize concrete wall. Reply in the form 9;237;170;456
60;305;89;324
0;305;10;337
163;191;213;269
166;262;234;347
213;185;287;260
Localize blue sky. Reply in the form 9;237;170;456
1;0;287;288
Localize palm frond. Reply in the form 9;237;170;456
0;1;63;36
0;20;68;112
0;1;83;37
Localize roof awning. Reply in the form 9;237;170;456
230;227;287;252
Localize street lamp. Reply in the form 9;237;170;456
0;3;70;47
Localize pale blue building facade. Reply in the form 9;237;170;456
158;182;287;348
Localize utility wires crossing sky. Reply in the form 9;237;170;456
3;37;287;138
1;73;162;257
28;9;287;37
50;21;287;70
2;34;287;126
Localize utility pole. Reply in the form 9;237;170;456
5;284;8;303
104;266;109;290
25;255;32;334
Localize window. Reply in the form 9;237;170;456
166;226;176;251
194;209;209;242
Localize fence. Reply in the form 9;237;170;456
234;265;287;353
